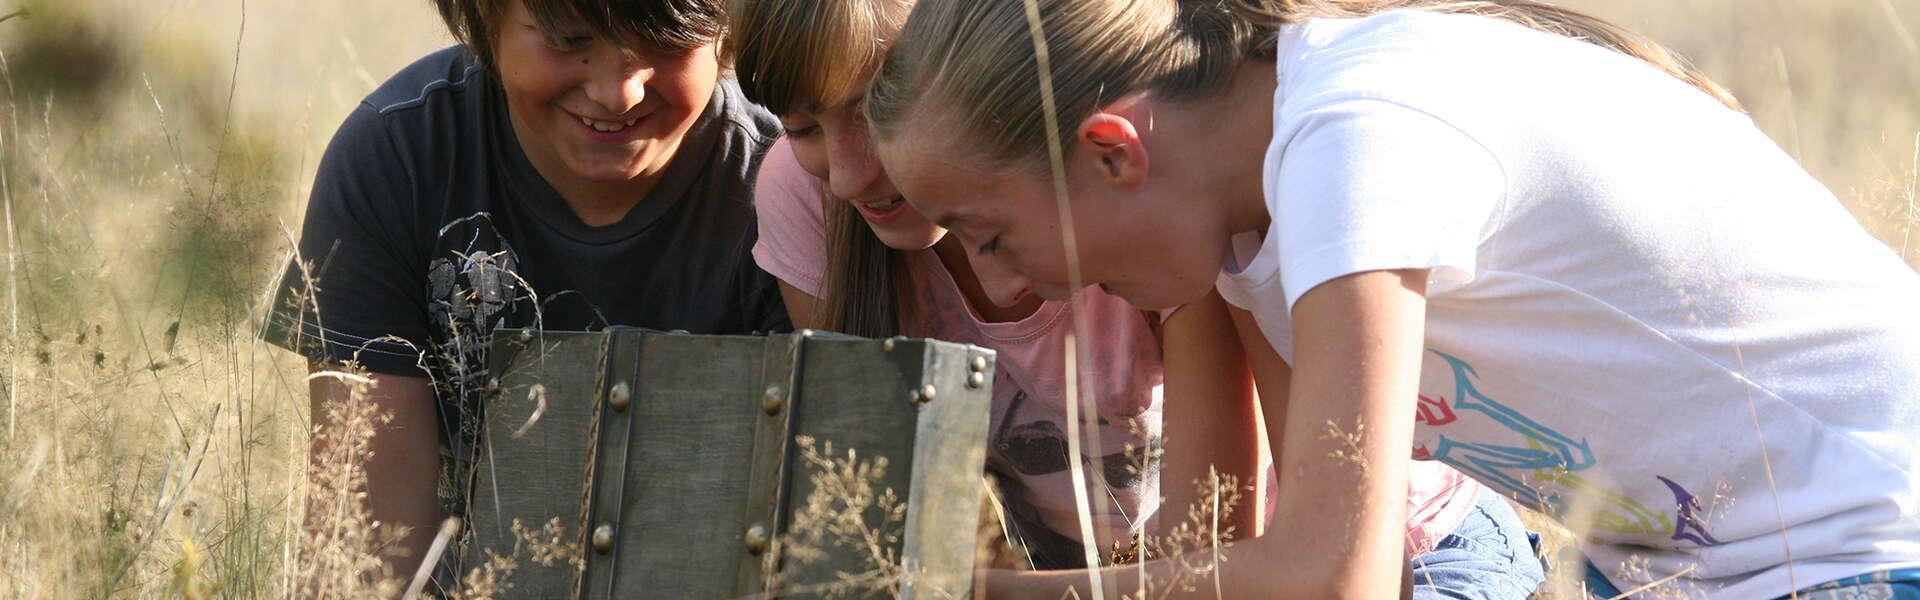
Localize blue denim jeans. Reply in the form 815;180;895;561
1790;568;1920;600
1410;486;1548;600
1584;556;1920;599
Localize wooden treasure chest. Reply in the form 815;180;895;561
463;328;995;598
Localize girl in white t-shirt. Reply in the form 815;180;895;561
726;0;1544;597
866;0;1920;599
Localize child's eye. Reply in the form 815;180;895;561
783;124;820;138
978;235;1001;255
545;34;592;52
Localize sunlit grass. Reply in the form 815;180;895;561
0;0;1912;597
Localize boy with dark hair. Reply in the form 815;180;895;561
264;0;788;587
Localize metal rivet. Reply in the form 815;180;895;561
908;389;923;404
762;386;785;416
967;371;986;389
919;384;937;403
517;329;533;342
609;382;631;412
592;524;615;554
969;355;988;373
744;524;769;555
882;337;896;352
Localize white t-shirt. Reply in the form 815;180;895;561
1215;10;1920;599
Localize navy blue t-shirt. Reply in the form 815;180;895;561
265;46;789;441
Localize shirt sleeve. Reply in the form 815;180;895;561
749;139;833;298
1270;99;1506;312
261;103;432;376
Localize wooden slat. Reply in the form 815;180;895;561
581;328;642;597
617;332;763;597
465;331;602;598
901;341;993;599
470;329;993;598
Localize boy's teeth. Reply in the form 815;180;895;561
580;116;628;133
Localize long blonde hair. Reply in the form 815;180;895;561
867;0;1739;170
726;0;918;337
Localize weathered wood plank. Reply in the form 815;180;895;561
466;329;993;599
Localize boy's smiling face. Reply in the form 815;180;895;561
493;0;718;191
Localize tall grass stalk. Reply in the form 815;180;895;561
1877;0;1920;58
1904;132;1917;263
1;46;16;443
1016;0;1112;597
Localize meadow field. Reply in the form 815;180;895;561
0;0;1913;597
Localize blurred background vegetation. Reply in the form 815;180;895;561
0;0;1912;597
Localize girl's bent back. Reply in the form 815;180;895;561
1220;10;1920;597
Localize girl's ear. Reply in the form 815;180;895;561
1075;112;1148;188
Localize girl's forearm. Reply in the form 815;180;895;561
978;532;1400;599
1274;269;1431;598
1158;292;1265;540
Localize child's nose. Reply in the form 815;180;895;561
973;257;1032;308
825;132;880;201
583;51;649;115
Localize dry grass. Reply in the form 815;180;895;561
1563;0;1920;272
0;0;1912;598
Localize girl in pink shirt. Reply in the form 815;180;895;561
727;1;1538;597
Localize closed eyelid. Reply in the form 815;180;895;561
977;235;1000;255
522;19;579;34
534;30;593;51
778;117;821;137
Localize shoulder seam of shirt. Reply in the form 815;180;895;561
267;312;427;360
721;84;779;146
723;113;778;146
374;63;484;116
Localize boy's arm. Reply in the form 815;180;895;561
1156;291;1261;539
307;365;443;590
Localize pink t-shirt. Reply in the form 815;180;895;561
750;140;1479;559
